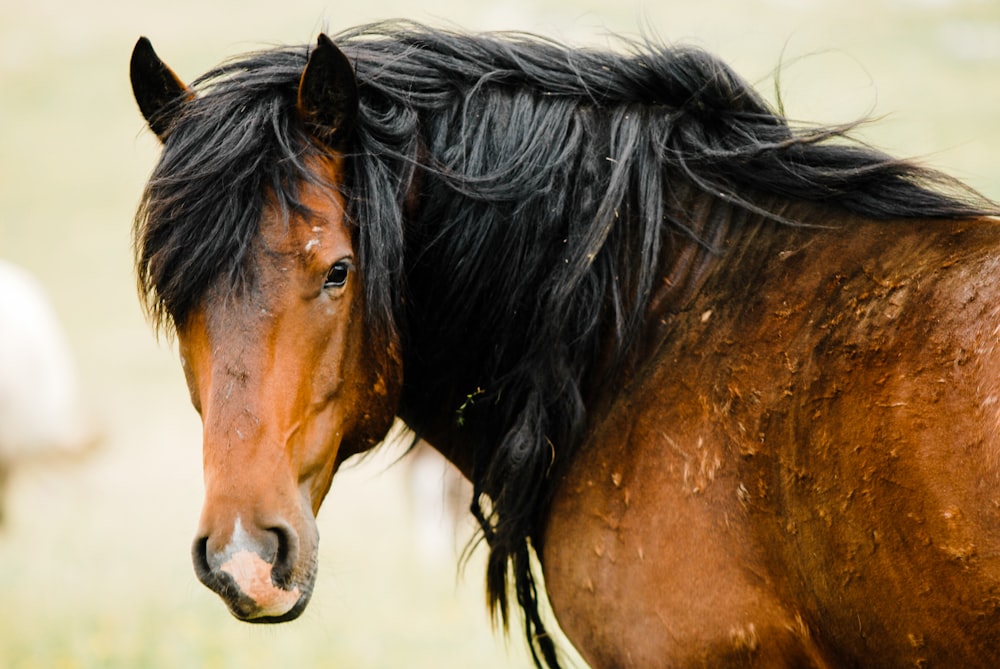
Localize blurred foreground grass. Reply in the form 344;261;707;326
0;0;997;667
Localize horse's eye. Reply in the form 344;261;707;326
324;261;351;289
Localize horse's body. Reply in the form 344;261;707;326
130;24;1000;668
546;212;1000;667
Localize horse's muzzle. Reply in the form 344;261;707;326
192;517;315;622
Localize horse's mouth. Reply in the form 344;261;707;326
203;568;315;623
227;590;312;624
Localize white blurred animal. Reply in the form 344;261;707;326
0;260;101;523
406;441;472;565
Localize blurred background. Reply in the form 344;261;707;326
0;0;997;667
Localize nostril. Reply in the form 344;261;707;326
191;536;213;583
268;524;299;584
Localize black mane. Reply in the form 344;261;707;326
134;22;997;668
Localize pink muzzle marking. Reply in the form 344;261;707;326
220;549;302;618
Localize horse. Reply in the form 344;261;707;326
0;260;102;525
129;23;1000;668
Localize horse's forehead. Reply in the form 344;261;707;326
262;204;347;249
260;161;351;255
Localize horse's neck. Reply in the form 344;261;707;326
397;188;799;477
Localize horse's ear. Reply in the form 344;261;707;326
130;37;190;142
297;34;358;146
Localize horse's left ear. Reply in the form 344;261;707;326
297;34;358;146
130;37;191;142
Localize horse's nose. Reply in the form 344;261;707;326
192;517;303;621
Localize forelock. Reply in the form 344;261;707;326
133;46;328;333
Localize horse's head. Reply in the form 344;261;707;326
130;36;401;622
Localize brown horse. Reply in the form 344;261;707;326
130;24;1000;668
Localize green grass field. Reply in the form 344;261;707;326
1;0;997;667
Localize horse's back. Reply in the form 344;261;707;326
543;216;1000;668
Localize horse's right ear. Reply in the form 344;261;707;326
130;37;190;142
297;34;358;147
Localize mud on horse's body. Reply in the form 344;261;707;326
131;24;1000;668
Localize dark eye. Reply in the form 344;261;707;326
324;260;351;290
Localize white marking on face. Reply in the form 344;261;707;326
225;515;251;555
305;239;320;252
